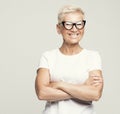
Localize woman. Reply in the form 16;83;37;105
35;5;104;114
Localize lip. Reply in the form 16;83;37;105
68;33;80;38
68;32;80;35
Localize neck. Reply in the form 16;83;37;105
59;43;83;55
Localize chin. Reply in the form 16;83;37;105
68;41;80;45
69;38;81;44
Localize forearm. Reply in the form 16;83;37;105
36;85;72;102
58;82;103;101
58;70;103;101
35;68;72;102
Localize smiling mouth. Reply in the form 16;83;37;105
68;33;80;38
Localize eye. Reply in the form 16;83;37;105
65;22;72;26
76;21;82;25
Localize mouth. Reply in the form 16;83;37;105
68;33;80;39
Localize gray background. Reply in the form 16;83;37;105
0;0;120;114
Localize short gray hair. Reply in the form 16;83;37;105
58;5;85;23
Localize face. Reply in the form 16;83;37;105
57;12;85;45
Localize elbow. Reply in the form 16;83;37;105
93;92;102;101
93;96;101;101
35;84;48;100
37;93;43;100
35;88;44;100
37;86;50;101
37;90;46;100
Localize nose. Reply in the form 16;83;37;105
71;25;78;31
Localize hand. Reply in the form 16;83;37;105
84;75;103;86
91;75;103;86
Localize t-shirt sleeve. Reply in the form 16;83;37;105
88;51;102;71
37;53;49;70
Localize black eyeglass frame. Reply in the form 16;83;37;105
60;20;86;30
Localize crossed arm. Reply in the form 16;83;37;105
35;68;104;102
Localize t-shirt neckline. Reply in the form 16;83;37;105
57;48;86;57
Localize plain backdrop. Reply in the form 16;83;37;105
0;0;120;114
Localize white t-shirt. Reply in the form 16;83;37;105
38;48;102;114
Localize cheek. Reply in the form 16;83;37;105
61;29;67;35
80;29;84;35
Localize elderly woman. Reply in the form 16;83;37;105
35;5;104;114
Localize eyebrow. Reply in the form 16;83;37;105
63;20;84;23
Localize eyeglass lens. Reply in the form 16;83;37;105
62;20;86;30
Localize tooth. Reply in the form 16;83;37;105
71;34;77;38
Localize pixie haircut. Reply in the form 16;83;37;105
58;5;85;23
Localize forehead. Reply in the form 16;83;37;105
63;12;84;22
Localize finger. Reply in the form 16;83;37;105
92;82;101;86
93;80;103;83
91;75;103;81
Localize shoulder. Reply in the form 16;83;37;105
84;49;102;71
41;48;58;58
84;49;101;56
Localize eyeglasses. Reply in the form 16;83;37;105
60;20;86;30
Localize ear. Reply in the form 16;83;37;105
56;24;61;34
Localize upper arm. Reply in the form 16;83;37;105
89;70;102;78
35;68;50;95
88;51;103;89
36;52;50;90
